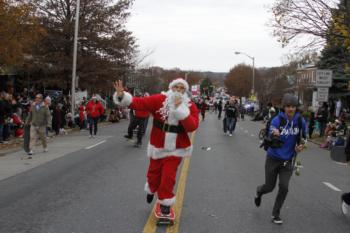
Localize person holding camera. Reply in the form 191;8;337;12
254;93;306;225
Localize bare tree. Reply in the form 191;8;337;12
269;0;347;51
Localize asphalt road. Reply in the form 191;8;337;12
0;113;349;233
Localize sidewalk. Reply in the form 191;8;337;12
0;130;74;157
0;122;112;156
0;137;24;156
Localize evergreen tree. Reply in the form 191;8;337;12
318;0;350;76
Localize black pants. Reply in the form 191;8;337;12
257;156;293;217
88;117;99;135
2;123;10;141
319;121;326;137
308;125;314;138
201;111;205;120
143;117;149;136
127;117;146;144
218;109;222;119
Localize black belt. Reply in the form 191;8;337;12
153;119;184;133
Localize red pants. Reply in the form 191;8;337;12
146;156;182;206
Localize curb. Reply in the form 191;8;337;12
309;139;322;146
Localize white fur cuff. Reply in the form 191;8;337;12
157;196;176;206
144;182;153;194
173;103;190;120
113;91;132;106
147;143;193;159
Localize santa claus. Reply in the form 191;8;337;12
113;78;199;215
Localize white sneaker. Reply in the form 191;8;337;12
229;134;233;137
43;148;48;153
89;135;93;138
342;201;348;215
28;150;33;155
271;216;283;225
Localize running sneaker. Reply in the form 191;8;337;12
342;201;348;215
124;135;132;139
146;194;154;204
254;195;261;207
271;216;283;225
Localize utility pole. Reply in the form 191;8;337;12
71;0;80;117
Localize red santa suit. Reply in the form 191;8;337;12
135;109;150;118
113;78;199;206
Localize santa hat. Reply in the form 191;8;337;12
168;78;189;92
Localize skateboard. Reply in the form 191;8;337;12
127;138;135;142
154;202;175;226
294;160;302;176
20;155;32;160
23;124;31;153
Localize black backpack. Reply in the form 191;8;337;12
260;115;304;151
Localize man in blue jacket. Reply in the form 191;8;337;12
254;93;306;225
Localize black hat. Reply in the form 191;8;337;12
282;93;298;107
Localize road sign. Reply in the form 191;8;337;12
249;94;257;101
317;87;329;102
316;69;332;87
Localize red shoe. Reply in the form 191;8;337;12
155;203;175;219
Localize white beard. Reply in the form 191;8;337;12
158;90;190;121
158;90;190;151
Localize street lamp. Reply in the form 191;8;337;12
235;51;255;95
71;0;81;118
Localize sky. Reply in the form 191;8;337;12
126;0;290;72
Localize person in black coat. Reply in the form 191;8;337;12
308;112;315;139
217;99;223;119
317;102;328;137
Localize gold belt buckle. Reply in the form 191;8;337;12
162;123;171;132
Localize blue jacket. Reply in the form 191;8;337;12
267;111;306;161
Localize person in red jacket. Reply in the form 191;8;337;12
85;95;105;138
113;78;199;216
124;108;150;147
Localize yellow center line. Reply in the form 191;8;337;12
143;131;197;233
165;156;192;233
